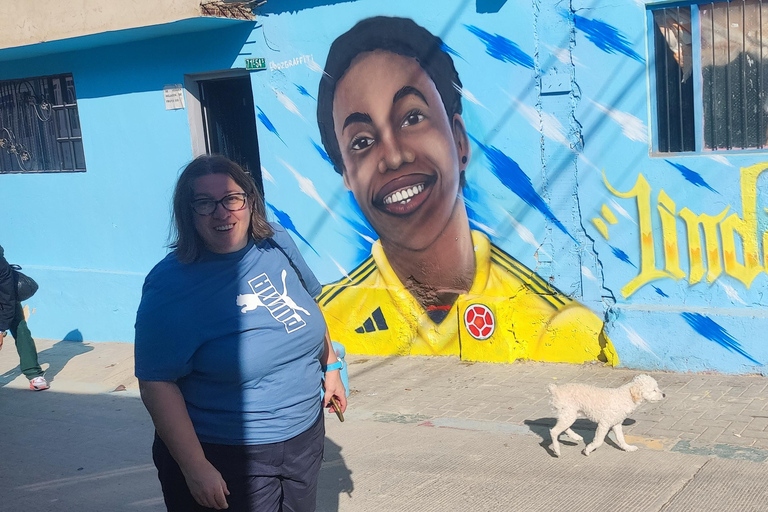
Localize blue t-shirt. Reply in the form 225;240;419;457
134;224;325;445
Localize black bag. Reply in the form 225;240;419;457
10;264;38;302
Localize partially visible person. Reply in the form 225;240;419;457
0;244;49;390
135;155;346;511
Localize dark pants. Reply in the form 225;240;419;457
9;302;43;379
153;412;325;512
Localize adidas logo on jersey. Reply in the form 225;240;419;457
355;307;388;333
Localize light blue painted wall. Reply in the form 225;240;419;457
1;0;766;374
0;24;256;342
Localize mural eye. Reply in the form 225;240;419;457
350;136;374;151
401;110;425;128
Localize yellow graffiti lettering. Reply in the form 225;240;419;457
603;172;671;297
592;217;609;239
679;205;729;284
657;190;686;280
604;163;768;296
719;162;768;288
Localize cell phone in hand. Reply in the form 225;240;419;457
329;396;344;422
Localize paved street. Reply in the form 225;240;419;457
2;338;768;511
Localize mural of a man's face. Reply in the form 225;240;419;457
332;50;470;251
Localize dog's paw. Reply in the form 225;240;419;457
623;445;638;452
549;443;560;457
582;448;591;456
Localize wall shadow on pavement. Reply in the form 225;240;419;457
524;418;636;456
0;330;93;387
0;387;162;512
317;437;353;511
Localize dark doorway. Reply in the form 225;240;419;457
199;76;264;193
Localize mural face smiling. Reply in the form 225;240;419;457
332;50;469;252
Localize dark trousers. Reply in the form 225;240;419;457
153;412;325;512
9;302;43;379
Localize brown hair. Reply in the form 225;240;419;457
170;155;273;263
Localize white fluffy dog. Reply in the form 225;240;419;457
548;374;665;456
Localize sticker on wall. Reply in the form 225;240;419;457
163;84;185;110
464;304;495;340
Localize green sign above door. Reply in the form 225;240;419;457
245;58;266;71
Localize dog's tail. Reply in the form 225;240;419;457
547;383;557;395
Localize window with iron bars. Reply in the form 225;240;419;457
0;73;85;173
651;0;768;152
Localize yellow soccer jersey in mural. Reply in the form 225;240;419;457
318;231;618;365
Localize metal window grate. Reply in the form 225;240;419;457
653;7;696;152
701;0;768;150
0;73;85;173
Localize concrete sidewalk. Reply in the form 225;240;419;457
2;338;768;511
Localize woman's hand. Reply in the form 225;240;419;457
138;380;228;508
181;459;230;510
323;369;347;413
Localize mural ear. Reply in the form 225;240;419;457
342;169;352;190
452;114;470;168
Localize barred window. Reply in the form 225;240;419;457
651;0;768;152
0;73;85;173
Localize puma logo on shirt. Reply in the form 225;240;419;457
236;269;310;333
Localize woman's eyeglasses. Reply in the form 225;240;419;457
191;193;248;216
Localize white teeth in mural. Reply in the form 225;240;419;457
273;88;305;121
261;165;276;184
277;158;339;221
581;266;598;282
215;224;234;231
504;211;551;259
717;281;748;305
619;324;660;359
609;199;637;225
383;183;424;205
590;101;649;144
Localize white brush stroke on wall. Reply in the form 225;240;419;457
718;281;748;305
590;100;649;143
305;59;329;76
610;199;637;225
620;324;661;359
273;88;305;121
504;211;551;259
261;165;276;184
277;158;338;221
454;83;489;111
503;90;571;147
581;266;598;282
544;44;585;68
708;155;734;167
329;256;351;280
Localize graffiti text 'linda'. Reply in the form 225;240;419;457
597;163;768;298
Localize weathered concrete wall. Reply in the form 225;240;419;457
0;0;203;50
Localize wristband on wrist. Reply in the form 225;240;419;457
323;361;343;372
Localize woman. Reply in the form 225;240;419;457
315;16;618;365
135;155;346;511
